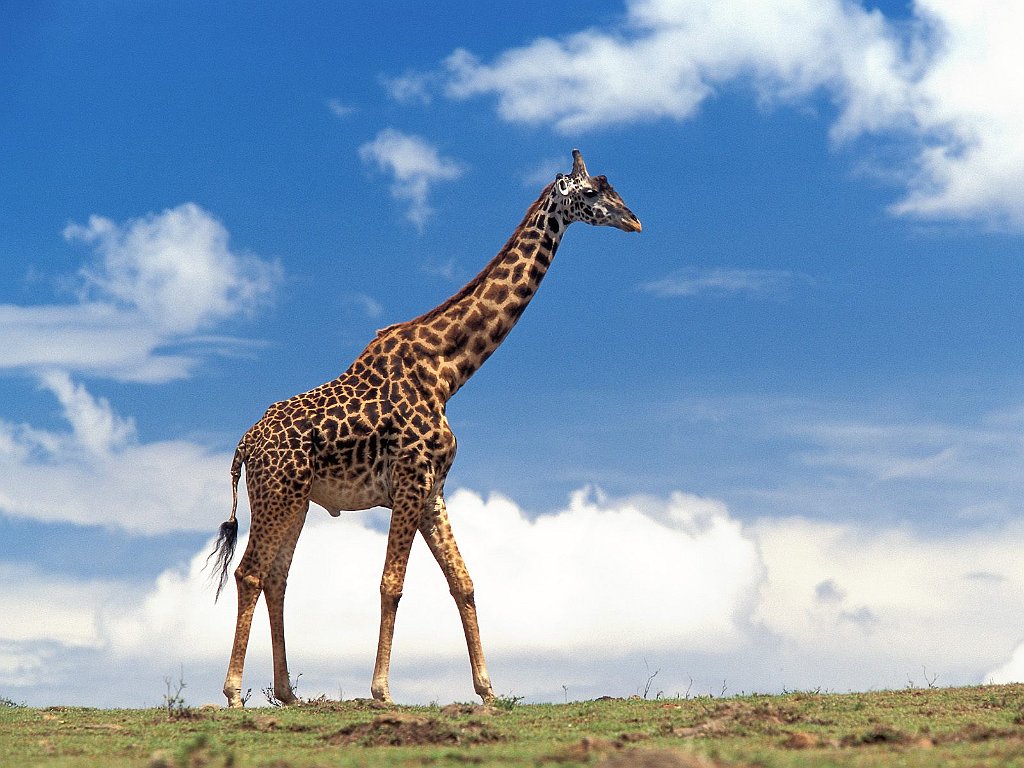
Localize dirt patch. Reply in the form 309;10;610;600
667;699;823;741
781;731;822;749
440;702;499;717
545;733;651;763
293;695;390;713
237;715;311;733
668;719;730;739
839;726;914;747
326;712;502;747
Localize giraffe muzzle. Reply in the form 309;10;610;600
616;211;643;233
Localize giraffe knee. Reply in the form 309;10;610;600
235;569;261;591
380;584;403;608
453;585;476;606
450;572;474;601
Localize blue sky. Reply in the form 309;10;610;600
3;0;1024;707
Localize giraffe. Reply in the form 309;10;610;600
208;148;641;707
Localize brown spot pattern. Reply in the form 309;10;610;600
215;150;640;709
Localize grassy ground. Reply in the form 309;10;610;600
4;684;1024;767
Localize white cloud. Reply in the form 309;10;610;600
987;643;1024;685
380;72;437;105
640;267;809;298
789;411;1024;510
0;303;187;383
884;0;1024;224
104;489;762;666
1;203;280;383
4;486;1023;706
39;371;136;456
662;395;1024;528
0;564;121;652
358;129;464;230
0;374;236;534
444;0;905;132
346;292;384;319
326;98;356;118
67;202;279;335
441;0;1024;227
753;516;1024;690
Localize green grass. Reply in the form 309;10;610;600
4;684;1024;767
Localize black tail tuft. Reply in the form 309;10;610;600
206;518;239;602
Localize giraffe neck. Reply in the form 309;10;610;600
398;183;567;401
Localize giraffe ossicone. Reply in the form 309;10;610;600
208;148;641;707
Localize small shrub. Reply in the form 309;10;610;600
263;673;302;707
492;693;525;711
163;668;194;720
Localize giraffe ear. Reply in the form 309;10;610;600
555;176;571;196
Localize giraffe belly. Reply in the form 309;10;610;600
309;473;390;516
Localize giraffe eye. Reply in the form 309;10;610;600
583;188;598;199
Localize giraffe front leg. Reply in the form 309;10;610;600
419;493;495;704
370;539;414;702
370;592;400;703
371;468;430;703
370;516;416;703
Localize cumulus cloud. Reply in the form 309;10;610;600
4;486;1023;706
753;516;1024;690
440;0;1024;227
358;129;464;230
104;489;762;665
1;203;280;383
882;0;1024;224
444;0;907;132
66;203;279;336
0;373;235;534
987;643;1024;685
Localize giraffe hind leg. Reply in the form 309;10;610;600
222;499;307;707
262;507;308;705
223;550;262;707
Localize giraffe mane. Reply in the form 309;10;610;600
383;181;557;335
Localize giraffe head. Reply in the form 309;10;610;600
552;149;642;233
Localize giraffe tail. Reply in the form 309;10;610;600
206;441;246;602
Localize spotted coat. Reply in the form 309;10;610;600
212;149;641;707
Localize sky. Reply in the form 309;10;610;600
2;0;1024;708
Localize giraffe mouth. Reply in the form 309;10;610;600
615;213;642;233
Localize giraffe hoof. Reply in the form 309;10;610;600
274;689;298;706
